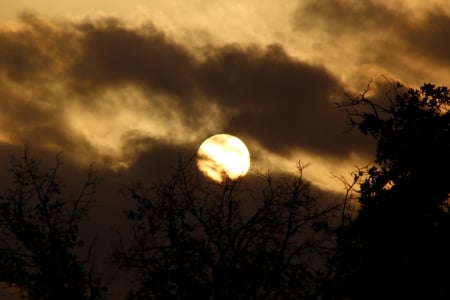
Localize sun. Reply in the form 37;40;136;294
197;134;250;182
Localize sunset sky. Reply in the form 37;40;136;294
1;0;449;298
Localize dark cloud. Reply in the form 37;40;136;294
71;19;197;96
402;11;450;66
68;20;371;158
0;26;49;81
0;15;90;156
0;14;373;170
120;135;197;181
1;6;448;168
294;0;400;35
0;14;73;82
196;43;372;155
294;0;450;69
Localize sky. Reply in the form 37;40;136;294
0;0;449;298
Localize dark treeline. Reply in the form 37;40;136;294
1;82;450;299
326;83;450;299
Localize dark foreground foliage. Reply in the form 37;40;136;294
0;151;107;300
114;160;338;300
327;83;450;299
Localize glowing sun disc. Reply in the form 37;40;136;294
197;134;250;182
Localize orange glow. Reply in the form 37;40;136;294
197;134;250;182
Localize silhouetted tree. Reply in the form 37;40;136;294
0;151;107;299
114;159;339;299
326;83;450;299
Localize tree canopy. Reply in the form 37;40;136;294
328;83;450;299
113;160;338;300
0;151;107;300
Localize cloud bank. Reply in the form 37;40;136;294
0;14;371;175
